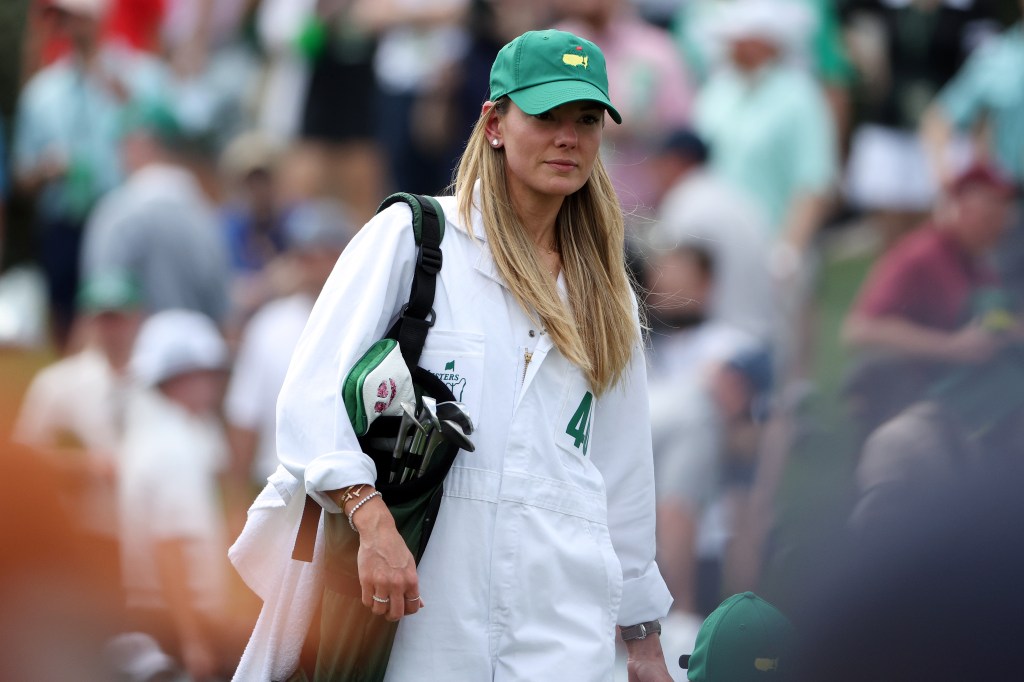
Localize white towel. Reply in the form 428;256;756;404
230;466;325;681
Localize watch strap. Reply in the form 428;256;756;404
621;619;662;641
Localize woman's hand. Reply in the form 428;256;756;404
351;496;424;621
625;633;673;682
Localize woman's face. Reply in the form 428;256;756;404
489;99;605;205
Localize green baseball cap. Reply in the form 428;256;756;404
489;29;622;124
680;592;797;681
76;271;142;313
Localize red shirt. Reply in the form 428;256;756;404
855;225;996;331
34;0;165;66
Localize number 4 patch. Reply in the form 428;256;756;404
565;391;594;456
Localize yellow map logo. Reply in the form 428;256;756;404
562;53;588;68
754;658;779;672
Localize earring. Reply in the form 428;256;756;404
491;139;500;147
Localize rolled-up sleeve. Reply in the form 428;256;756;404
275;204;418;513
590;330;674;626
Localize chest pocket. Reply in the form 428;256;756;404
418;329;486;428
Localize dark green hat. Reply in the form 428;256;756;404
489;29;622;124
681;592;797;681
76;272;142;313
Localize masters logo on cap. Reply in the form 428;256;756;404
489;29;622;124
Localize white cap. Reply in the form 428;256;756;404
131;309;228;386
105;632;180;681
47;0;110;18
710;0;815;50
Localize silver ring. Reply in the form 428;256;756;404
405;595;421;602
372;595;390;604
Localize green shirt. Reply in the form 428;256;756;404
695;63;838;233
938;23;1024;182
13;45;167;223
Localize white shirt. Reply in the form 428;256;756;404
119;388;229;613
275;194;672;680
372;0;469;94
14;347;129;536
225;292;314;484
652;169;778;342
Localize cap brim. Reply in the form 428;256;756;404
508;80;622;124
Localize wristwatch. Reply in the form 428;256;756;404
620;620;661;641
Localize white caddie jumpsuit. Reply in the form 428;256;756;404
275;194;673;681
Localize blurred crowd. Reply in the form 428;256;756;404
1;0;1023;679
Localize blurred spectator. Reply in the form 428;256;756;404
361;0;471;195
841;163;1018;441
645;244;761;378
120;309;234;681
162;0;257;156
224;199;355;491
654;346;774;620
851;344;1024;530
12;0;166;348
13;270;142;595
652;373;722;619
255;0;387;222
647;128;776;342
694;0;838;268
555;0;694;219
791;451;1024;682
678;0;845;83
922;5;1024;299
254;0;318;142
219;130;290;333
295;0;386;224
842;0;1000;246
673;0;853;103
220;131;288;276
694;0;838;384
80;101;230;327
23;0;164;73
0;439;124;682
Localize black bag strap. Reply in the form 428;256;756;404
291;193;445;563
378;192;446;370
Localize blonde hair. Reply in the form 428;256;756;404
453;98;639;396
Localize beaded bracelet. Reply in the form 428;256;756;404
347;490;382;532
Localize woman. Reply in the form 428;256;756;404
274;29;673;681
